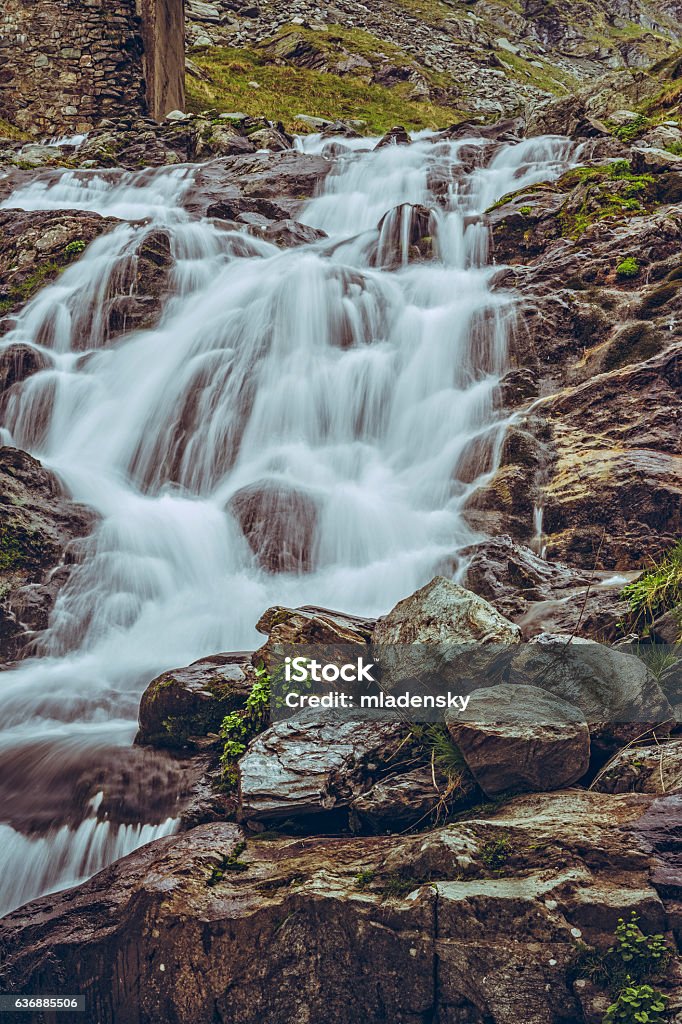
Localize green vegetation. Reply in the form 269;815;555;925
604;983;668;1024
558;161;656;238
480;836;512;870
0;118;29;142
493;48;577;98
615;257;640;279
186;28;465;133
610;913;670;984
574;913;672;1024
354;870;376;889
622;540;682;635
220;666;271;785
610;115;650;142
382;873;429;898
206;842;249;886
0;524;29;572
64;239;86;256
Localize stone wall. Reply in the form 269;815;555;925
0;0;184;137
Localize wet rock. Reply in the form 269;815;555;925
247;127;293;152
349;765;473;833
0;208;117;322
136;652;255;749
193;123;257;159
538;347;682;568
0;344;50;401
227;480;319;574
442;116;525;143
373;203;434;268
373;576;522;647
508;635;674;757
374;126;410;149
0;792;674;1024
260;219;327;248
651;606;682;644
496;366;540;407
372;577;522;694
594;740;682;796
254;603;374;672
238;715;406;824
104;229;174;339
460;535;629;640
0;447;95;663
447;683;590;797
185;152;332;224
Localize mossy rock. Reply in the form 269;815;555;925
137;653;255;749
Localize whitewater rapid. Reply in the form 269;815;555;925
0;131;575;915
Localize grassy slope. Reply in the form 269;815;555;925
186;32;467;133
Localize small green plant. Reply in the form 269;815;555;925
220;666;271;780
574;912;672;1023
603;981;668;1024
480;836;512;870
518;205;532;215
355;870;376;889
64;239;86;256
609;913;670;984
622;541;682;634
207;842;248;886
616;257;640;279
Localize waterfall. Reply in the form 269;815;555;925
0;132;575;916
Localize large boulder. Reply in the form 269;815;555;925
238;715;405;825
0;447;94;663
136;652;255;749
0;344;50;402
447;683;590;797
372;577;521;691
253;603;374;672
372;203;434;269
227;480;319;574
349;765;474;834
100;229;174;341
0;208;117;324
185;152;332;224
0;791;676;1024
508;635;674;755
373;577;522;647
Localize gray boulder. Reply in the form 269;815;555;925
509;634;673;729
447;683;590;797
373;576;521;691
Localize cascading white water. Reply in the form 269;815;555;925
0;132;575;916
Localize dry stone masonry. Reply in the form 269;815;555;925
0;0;184;136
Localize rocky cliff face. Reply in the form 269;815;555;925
186;0;682;118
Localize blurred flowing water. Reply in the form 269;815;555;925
0;132;574;915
